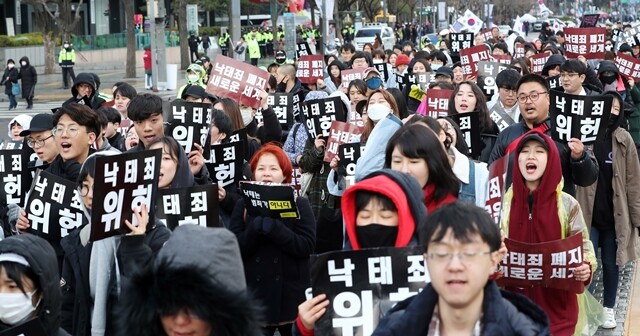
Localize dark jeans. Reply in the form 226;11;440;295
262;323;293;336
7;93;16;108
589;226;619;308
62;67;75;88
251;58;258;66
190;49;198;63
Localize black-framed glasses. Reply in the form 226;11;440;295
517;91;548;103
27;134;54;149
81;184;93;197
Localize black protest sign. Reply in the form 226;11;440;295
0;149;24;206
373;63;392;83
240;182;299;219
165;101;212;158
580;14;600;28
266;92;304;125
0;140;22;149
449;112;481;157
449;32;474;53
296;42;312;58
25;169;84;241
404;72;435;92
311;246;429;335
157;184;220;230
0;318;48;336
228;127;251;160
301;96;347;140
21;142;38;206
547;75;562;90
90;149;161;242
477;61;512;101
338;142;364;188
206;141;244;188
549;91;612;145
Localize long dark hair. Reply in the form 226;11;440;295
447;81;493;133
384;124;460;201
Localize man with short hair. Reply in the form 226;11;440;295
372;202;550;335
560;59;603;95
339;43;356;63
21;113;58;167
489;69;522;124
489;73;598;196
127;93;210;184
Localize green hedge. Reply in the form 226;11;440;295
0;33;44;47
198;26;222;37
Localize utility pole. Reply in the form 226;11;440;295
147;0;167;91
231;0;241;49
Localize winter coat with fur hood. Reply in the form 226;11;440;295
118;225;263;336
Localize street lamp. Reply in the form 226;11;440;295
381;0;387;23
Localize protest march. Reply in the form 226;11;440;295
5;7;640;336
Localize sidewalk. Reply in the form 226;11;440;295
32;66;184;102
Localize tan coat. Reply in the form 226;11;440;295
576;128;640;266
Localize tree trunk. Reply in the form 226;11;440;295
178;0;190;69
44;32;57;75
124;0;137;78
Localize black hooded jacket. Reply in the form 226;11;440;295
18;56;37;99
0;235;70;336
63;73;106;110
118;226;263;336
372;280;550;336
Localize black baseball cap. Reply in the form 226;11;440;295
184;85;206;99
19;113;54;136
517;132;550;153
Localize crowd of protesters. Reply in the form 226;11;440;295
2;16;640;336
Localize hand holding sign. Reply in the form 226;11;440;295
188;143;206;176
567;138;585;160
298;294;330;331
125;203;149;235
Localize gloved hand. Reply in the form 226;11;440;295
261;217;276;234
249;216;263;233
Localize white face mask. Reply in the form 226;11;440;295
240;108;254;126
0;291;38;325
7;64;14;69
187;74;200;83
367;103;392;122
20;61;26;66
431;64;442;70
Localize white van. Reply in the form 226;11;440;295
353;24;396;50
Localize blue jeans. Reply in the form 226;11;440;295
7;93;16;108
589;227;619;308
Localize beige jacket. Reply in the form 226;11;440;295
576;128;640;266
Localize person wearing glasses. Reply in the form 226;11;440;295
489;74;598;197
488;69;522;127
21;113;58;167
560;59;600;96
369;202;549;335
500;131;596;336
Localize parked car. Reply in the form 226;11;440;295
353;24;396;50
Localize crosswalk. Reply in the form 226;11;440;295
0;101;66;119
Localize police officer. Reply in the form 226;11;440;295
58;41;76;89
247;32;261;66
219;29;230;56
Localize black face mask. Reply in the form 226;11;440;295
601;74;617;85
277;77;288;92
356;224;398;248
